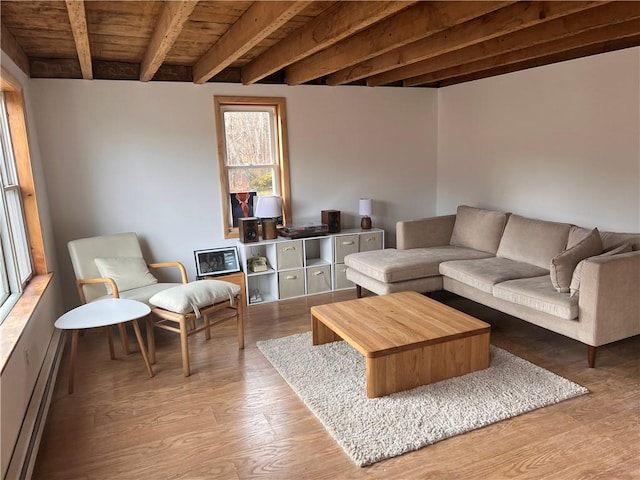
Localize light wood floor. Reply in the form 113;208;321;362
34;290;639;479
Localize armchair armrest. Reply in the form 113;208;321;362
148;261;188;284
396;215;456;250
578;250;640;346
76;277;120;304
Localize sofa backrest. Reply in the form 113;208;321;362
449;205;509;254
496;215;571;269
568;225;640;251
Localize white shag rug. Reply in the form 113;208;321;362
257;332;588;467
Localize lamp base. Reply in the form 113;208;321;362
262;219;278;240
361;216;372;230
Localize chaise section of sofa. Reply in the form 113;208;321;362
344;205;640;367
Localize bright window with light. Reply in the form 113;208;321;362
214;96;291;238
0;91;32;320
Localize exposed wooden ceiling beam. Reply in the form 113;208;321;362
193;1;311;85
367;0;639;86
407;20;640;87
327;1;604;86
64;0;92;80
285;1;512;86
140;0;198;82
440;36;640;88
0;21;30;76
241;1;411;85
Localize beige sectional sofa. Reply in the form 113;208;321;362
345;206;640;367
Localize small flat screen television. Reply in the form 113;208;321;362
194;247;240;278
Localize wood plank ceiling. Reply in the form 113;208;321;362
1;1;639;88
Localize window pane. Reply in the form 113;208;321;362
223;111;275;167
0;240;9;305
5;187;31;284
228;167;275;195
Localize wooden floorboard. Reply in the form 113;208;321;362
33;290;640;479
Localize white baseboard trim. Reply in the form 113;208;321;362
4;329;65;480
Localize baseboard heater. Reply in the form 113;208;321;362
4;329;65;480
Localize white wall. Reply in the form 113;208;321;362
29;80;437;308
437;47;640;232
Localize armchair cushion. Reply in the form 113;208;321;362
94;256;158;294
149;280;240;317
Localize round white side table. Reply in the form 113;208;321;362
55;298;154;394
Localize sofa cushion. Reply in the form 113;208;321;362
549;228;603;293
344;246;493;283
569;242;633;296
439;257;549;294
94;256;158;294
449;205;509;254
494;276;578;320
149;280;240;317
496;215;571;269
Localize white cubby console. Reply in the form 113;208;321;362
236;228;384;305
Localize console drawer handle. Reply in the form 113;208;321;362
286;275;298;280
342;241;354;246
283;246;296;251
366;237;376;242
313;271;324;276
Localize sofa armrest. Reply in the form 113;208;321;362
578;250;640;346
396;214;456;250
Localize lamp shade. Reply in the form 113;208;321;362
254;195;282;218
359;198;372;216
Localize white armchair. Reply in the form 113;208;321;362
67;232;244;376
67;232;187;354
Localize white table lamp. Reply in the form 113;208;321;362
254;195;282;239
359;198;372;230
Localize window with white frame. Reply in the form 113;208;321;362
0;91;32;319
214;96;291;238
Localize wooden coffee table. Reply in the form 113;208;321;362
311;291;490;398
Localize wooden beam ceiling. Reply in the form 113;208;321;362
64;0;92;80
140;0;198;82
241;1;411;85
0;21;30;76
406;19;640;87
285;1;513;86
367;0;638;86
193;1;311;84
327;0;605;86
1;1;637;88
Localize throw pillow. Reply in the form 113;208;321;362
94;256;158;294
549;228;602;293
569;242;633;296
149;280;241;316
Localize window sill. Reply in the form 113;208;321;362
0;273;54;374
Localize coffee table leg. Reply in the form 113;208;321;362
131;319;154;378
311;314;342;345
68;329;79;394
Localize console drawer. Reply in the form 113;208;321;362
335;235;359;263
306;265;331;295
276;240;303;270
334;263;353;290
278;269;305;299
359;231;383;252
